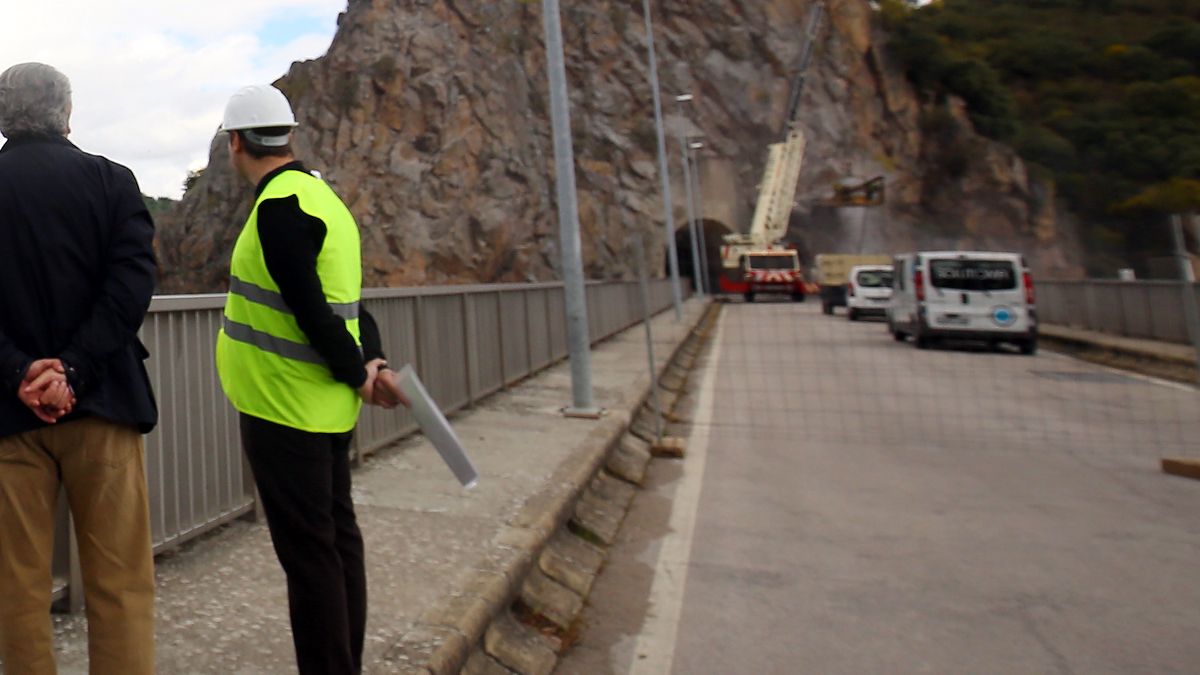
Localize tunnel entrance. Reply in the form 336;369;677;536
669;218;734;295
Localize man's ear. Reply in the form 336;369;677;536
228;131;241;154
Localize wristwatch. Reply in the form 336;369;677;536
60;360;80;392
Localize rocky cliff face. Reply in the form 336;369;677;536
155;0;1082;293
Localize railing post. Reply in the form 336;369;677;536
1109;281;1122;335
1170;214;1200;367
496;291;508;388
544;288;554;367
1088;282;1097;331
414;294;426;380
462;293;476;407
524;289;534;378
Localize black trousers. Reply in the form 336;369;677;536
240;414;367;675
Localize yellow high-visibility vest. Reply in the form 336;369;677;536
216;169;363;433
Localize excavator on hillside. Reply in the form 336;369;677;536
718;1;825;302
829;175;886;208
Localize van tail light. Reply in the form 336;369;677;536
1024;272;1035;304
847;281;855;297
915;269;925;302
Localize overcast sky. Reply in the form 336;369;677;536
1;1;346;197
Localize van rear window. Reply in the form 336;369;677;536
856;270;893;288
929;260;1016;291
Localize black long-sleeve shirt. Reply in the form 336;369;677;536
254;162;382;388
0;134;158;438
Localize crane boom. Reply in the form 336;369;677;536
756;129;806;245
721;2;824;274
784;2;826;132
731;128;807;254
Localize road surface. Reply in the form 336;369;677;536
557;300;1200;674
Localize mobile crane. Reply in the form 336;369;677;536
718;1;825;302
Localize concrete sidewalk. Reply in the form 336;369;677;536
37;298;709;674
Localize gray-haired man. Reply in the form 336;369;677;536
0;62;158;674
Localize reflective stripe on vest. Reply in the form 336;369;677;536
229;276;360;321
216;168;363;433
222;316;324;365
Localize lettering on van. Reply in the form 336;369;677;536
929;260;1016;291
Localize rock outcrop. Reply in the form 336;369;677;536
155;0;1082;293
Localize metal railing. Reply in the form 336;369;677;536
52;279;680;609
1038;280;1198;345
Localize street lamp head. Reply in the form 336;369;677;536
689;142;705;150
675;93;694;103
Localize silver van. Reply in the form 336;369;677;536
887;251;1037;354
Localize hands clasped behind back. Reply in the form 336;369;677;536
17;358;75;423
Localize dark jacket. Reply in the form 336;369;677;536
0;134;158;439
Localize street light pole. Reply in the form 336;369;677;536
541;0;597;415
640;0;684;318
689;141;712;295
675;93;711;296
678;132;704;299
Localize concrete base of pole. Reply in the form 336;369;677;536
561;407;606;420
650;436;687;459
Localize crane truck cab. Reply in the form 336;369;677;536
720;249;808;303
888;251;1037;354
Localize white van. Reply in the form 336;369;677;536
887;251;1037;354
846;265;893;321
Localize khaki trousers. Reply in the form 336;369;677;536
0;417;155;675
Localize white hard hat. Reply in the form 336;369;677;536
220;84;297;147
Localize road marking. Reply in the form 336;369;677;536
1044;350;1198;393
1108;367;1197;393
629;315;726;675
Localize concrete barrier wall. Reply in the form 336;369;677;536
51;279;681;610
1038;280;1196;344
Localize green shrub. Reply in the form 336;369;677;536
942;58;1018;139
1125;78;1200;118
1015;125;1078;172
879;0;1200;270
1146;24;1200;63
991;31;1090;80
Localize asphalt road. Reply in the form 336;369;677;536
557;300;1200;674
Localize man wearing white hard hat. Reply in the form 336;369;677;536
214;84;406;675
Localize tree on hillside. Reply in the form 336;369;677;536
879;0;1200;273
183;168;205;194
1118;178;1200;215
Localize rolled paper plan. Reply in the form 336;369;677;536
396;364;480;488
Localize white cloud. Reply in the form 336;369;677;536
0;1;346;197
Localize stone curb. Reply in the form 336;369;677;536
378;301;715;674
1041;324;1196;367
